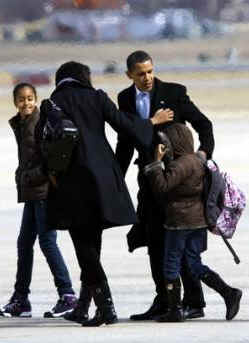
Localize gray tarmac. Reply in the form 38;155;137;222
0;115;249;343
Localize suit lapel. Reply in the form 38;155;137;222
150;78;167;116
128;84;136;113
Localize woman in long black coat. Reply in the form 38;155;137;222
41;61;173;327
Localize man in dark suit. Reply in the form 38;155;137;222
115;51;215;321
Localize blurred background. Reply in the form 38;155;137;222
0;0;248;43
0;0;249;85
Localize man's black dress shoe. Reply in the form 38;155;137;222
183;306;205;319
130;296;167;321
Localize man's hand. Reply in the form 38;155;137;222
150;108;174;125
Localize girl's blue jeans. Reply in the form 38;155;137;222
14;200;74;298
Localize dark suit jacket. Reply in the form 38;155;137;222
44;81;154;230
115;77;215;252
115;77;215;176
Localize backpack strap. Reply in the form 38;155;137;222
201;159;226;228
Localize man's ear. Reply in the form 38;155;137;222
126;70;132;80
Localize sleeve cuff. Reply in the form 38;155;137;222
143;161;163;175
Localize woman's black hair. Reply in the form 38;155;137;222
55;61;92;87
13;83;37;102
126;50;152;72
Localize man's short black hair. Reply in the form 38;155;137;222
55;61;92;87
126;51;153;72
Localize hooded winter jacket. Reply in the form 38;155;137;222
9;108;49;202
145;123;207;230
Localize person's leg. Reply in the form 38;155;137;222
35;200;76;318
64;227;103;324
181;258;206;308
35;200;74;297
0;202;35;317
185;228;242;321
130;174;167;320
64;282;92;323
147;220;168;303
63;227;97;323
69;226;117;327
182;227;207;309
180;229;207;319
157;230;186;322
201;270;242;320
180;259;205;319
14;202;37;298
130;232;167;321
69;227;105;286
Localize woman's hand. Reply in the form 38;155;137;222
155;144;167;161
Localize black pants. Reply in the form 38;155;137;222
69;226;106;287
137;171;206;308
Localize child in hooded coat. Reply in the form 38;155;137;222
144;123;242;322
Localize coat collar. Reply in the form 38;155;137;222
53;80;94;95
9;107;39;130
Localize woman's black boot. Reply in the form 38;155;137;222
156;278;184;322
82;281;118;327
201;270;242;320
64;284;92;324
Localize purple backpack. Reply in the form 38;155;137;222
205;160;246;239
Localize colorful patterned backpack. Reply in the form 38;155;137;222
203;160;246;239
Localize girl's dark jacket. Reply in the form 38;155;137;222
44;81;154;230
9;108;49;203
145;124;207;229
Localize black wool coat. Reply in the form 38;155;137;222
46;81;154;230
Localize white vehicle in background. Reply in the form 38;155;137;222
124;14;164;41
43;10;95;41
42;9;164;42
40;8;231;43
42;9;126;42
154;8;202;39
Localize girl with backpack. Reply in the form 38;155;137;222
144;123;242;322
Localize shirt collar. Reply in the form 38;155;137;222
135;86;150;97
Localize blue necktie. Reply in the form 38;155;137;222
137;92;149;119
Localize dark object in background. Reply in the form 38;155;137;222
198;53;211;63
103;61;118;74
